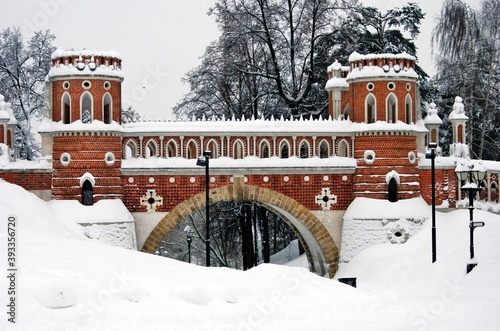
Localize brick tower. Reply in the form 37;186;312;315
40;50;124;204
327;52;425;201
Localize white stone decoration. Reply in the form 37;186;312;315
315;187;337;210
140;189;163;212
104;152;115;166
385;218;411;244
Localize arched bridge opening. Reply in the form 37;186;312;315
141;176;339;278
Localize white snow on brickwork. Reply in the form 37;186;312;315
38;118;122;133
121;117;428;134
122;155;356;169
1;180;500;330
48;49;123;79
49;199;137;250
348;51;416;63
51;49;122;60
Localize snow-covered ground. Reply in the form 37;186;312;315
0;179;499;330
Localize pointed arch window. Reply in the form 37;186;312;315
125;140;137;159
145;140;157;158
234;140;244;159
343;103;350;120
388;177;398;202
405;94;412;124
62;93;71;124
338;140;349;157
167;140;177;158
81;92;93;123
207;140;218;159
387;93;397;123
260;140;270;158
103;93;112;124
365;94;376;123
280;140;289;159
82;180;93;206
299;140;309;158
187;140;197;159
319;140;329;158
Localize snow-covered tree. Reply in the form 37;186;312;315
121;105;141;123
82;109;92;124
432;0;500;160
0;27;55;160
174;0;361;120
175;1;428;121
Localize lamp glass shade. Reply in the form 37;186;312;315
456;170;468;182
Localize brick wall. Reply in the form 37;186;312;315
122;173;354;213
353;133;420;200
51;78;122;123
52;133;123;201
0;170;52;191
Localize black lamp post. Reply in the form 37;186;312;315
455;163;487;273
184;225;193;263
426;143;438;263
196;150;211;267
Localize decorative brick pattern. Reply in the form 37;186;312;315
141;180;339;278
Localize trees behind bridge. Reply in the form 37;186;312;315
431;0;500;161
157;201;299;270
173;0;426;121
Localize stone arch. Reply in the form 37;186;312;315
141;178;339;278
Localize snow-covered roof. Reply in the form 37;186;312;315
0;94;17;124
122;155;357;170
325;77;349;90
51;49;122;60
423;102;443;125
449;96;468;121
48;49;124;80
346;64;418;81
346;51;418;81
49;199;134;224
348;51;416;63
121;117;428;136
38;118;122;133
344;196;430;220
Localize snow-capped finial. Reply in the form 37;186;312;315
453;96;464;114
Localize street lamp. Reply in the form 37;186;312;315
196;150;211;267
455;162;487;273
425;143;438;263
184;225;193;263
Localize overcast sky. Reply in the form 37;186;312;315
1;0;479;119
